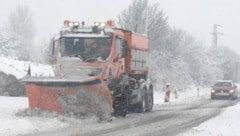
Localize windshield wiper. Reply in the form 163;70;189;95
69;54;85;61
84;55;104;62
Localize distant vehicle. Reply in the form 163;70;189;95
211;80;238;100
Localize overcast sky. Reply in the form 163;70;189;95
0;0;239;53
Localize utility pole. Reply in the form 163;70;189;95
211;24;223;47
144;0;149;36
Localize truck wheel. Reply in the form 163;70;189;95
136;93;147;113
119;96;128;117
146;94;153;112
113;86;129;117
113;96;128;117
146;86;153;112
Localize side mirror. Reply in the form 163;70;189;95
49;38;58;64
49;38;54;55
120;40;128;58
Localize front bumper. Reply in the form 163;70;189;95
211;91;235;98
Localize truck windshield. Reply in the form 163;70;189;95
60;37;112;61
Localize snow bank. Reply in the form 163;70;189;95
0;56;54;79
179;100;240;136
0;96;69;136
0;57;29;78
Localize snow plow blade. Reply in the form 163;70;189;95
22;76;112;119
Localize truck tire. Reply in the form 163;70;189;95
136;92;147;113
113;86;129;117
119;101;128;117
146;86;153;112
113;95;128;117
146;93;153;112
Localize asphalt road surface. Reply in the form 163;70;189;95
25;96;239;136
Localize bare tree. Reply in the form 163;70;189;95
7;5;35;60
117;0;169;50
118;0;148;34
8;5;35;39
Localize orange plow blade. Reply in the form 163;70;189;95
24;78;112;120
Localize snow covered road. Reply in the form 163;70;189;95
26;96;239;136
1;92;239;136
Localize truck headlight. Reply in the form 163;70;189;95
230;90;234;93
211;90;215;93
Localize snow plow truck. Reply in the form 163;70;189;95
22;20;153;120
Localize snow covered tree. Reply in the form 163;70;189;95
118;0;240;90
117;0;169;50
118;0;148;34
211;46;240;80
118;0;172;91
5;5;35;60
8;5;35;40
0;30;21;58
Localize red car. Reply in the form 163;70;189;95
211;80;238;100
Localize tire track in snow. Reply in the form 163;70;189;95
26;97;240;136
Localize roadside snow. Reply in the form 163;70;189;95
154;86;209;104
0;57;29;78
0;86;239;136
0;96;69;136
0;85;212;136
1;56;240;136
178;100;240;136
0;56;54;79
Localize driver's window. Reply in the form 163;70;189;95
116;38;121;55
116;37;124;56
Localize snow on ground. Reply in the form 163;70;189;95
0;87;211;136
154;86;210;105
0;56;64;135
0;56;54;79
0;84;239;136
178;100;240;136
0;57;29;78
0;96;69;136
1;56;240;135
